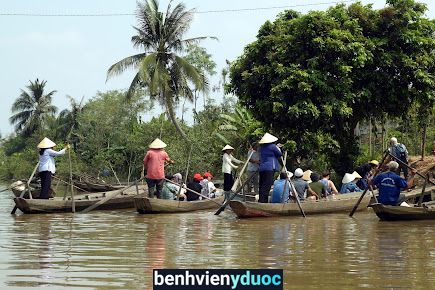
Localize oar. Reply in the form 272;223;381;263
417;174;429;206
214;174;255;215
11;162;40;214
214;151;253;215
67;146;75;213
80;177;145;213
164;178;222;205
349;149;389;217
280;155;306;218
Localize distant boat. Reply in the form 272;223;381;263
134;195;225;214
229;192;371;218
369;202;435;221
13;185;147;214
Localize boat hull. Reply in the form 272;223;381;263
13;185;147;214
370;202;435;221
134;195;224;214
229;192;371;218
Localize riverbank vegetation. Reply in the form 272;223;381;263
1;0;434;184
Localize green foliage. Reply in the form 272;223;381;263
229;0;435;175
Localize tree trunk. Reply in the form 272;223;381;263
165;95;188;140
421;124;427;161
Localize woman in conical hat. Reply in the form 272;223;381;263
221;145;243;193
143;138;174;198
258;133;282;203
37;137;70;199
340;173;363;194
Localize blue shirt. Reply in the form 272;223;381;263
271;179;291;203
259;143;282;172
372;172;407;205
340;182;363;194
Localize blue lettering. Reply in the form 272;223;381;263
272;274;282;286
261;275;272;285
231;275;240;289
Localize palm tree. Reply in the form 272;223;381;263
9;79;57;137
107;0;212;140
57;96;85;148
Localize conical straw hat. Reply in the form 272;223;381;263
222;145;234;151
37;137;56;149
369;160;379;166
342;173;356;184
258;133;278;144
351;171;362;179
149;138;167;149
302;170;313;181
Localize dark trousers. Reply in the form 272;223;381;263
39;171;52;199
259;171;274;203
146;178;163;198
397;163;409;180
223;173;234;191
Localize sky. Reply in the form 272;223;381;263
1;0;434;136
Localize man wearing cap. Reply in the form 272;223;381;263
222;145;243;193
258;133;282;203
143;138;174;198
292;168;316;201
186;173;203;201
370;161;416;205
37;137;70;199
354;160;379;189
201;172;217;198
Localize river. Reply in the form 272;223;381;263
0;185;434;289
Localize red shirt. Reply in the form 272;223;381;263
143;149;169;179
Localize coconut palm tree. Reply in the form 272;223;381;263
9;79;57;137
107;0;212;139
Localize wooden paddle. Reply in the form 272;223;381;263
11;162;39;214
80;177;145;213
349;149;389;217
214;151;253;215
280;155;306;218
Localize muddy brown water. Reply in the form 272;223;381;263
0;185;434;289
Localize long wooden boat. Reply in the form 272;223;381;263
134;195;225;214
13;185;148;214
369;202;435;221
229;192;371;218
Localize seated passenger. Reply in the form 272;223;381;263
340;173;363;193
319;171;339;196
292;168;316;201
308;172;324;199
271;171;293;203
201;172;217;198
185;173;203;201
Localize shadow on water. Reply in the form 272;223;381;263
0;184;434;289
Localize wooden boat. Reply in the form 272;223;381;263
13;185;148;214
229;192;371;218
134;195;225;214
73;179;123;192
369;202;435;221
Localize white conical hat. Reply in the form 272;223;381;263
222;145;234;151
258;133;278;144
37;137;56;149
342;173;356;184
352;171;362;179
302;170;313;181
149;138;167;149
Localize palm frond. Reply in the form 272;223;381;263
106;53;147;81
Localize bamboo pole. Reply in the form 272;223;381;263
68;147;75;213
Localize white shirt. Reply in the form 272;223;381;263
38;148;66;174
222;153;242;174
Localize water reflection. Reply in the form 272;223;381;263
0;187;434;289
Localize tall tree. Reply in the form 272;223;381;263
107;0;213;139
229;0;435;175
9;79;57;137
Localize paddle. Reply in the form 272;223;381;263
280;155;306;218
11;162;40;214
164;178;222;205
214;151;253;215
80;177;145;213
417;174;429;206
349;149;389;217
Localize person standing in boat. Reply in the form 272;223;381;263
221;145;243;195
258;133;282;203
37;137;70;199
142;138;174;198
388;137;409;179
370;161;416;205
244;142;260;196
